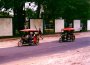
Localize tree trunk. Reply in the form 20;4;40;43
13;2;25;36
37;2;41;18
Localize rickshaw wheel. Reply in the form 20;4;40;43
18;40;23;47
72;35;75;41
59;38;62;43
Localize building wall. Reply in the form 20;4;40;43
0;18;13;36
55;19;64;33
30;19;43;33
74;20;80;31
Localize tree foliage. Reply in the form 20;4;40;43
0;0;90;32
25;8;37;18
41;0;90;20
0;0;90;19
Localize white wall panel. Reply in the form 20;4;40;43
87;20;90;30
30;19;43;33
55;19;64;32
74;20;80;31
0;18;13;36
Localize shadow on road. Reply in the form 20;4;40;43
0;37;90;64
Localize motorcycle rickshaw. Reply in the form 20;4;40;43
18;29;39;47
59;28;75;42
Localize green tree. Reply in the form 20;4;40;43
0;0;90;33
25;8;37;19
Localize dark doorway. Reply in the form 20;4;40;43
43;19;55;34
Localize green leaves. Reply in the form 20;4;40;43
0;0;90;19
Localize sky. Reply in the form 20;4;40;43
25;2;37;11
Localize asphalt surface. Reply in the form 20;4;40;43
0;32;90;65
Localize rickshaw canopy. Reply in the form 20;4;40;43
63;28;74;31
20;29;39;32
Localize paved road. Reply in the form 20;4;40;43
0;32;90;65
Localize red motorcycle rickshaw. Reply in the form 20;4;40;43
18;29;39;47
59;28;75;42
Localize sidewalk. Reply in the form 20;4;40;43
0;37;19;42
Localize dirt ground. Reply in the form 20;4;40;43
0;32;90;65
